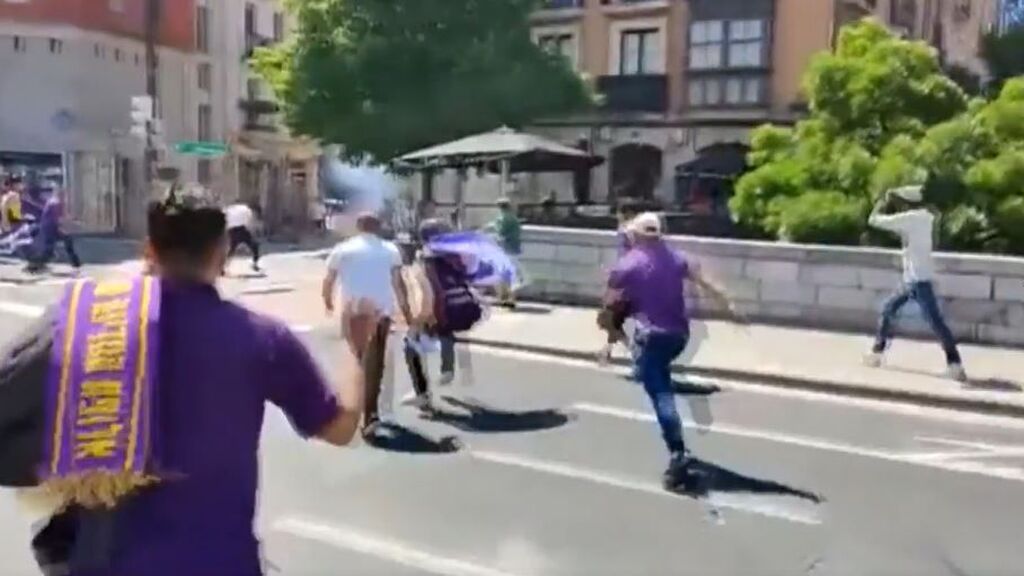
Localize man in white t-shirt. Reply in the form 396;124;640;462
323;212;413;436
224;203;261;271
865;185;966;382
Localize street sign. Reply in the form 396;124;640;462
174;141;229;158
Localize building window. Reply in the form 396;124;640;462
197;159;212;185
273;12;285;42
247;78;261;101
688;78;724;107
94;43;105;59
114;48;123;62
197;62;212;91
196;5;210;53
538;32;575;63
49;39;63;54
198;104;212;141
619;28;660;75
245;3;257;51
689;21;723;70
727;20;765;68
135;53;140;66
13;36;27;53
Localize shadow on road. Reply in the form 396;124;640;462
363;423;462;454
963;378;1023;393
429;396;575;434
668;458;824;505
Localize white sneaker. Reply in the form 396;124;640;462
401;392;432;409
863;352;883;368
946;363;968;383
438;372;455;387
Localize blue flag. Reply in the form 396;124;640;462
427;231;522;287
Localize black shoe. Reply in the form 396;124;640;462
662;451;693;490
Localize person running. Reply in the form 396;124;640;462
323;212;414;437
401;219;482;413
224;202;262;271
32;187;365;576
865;185;967;382
607;212;739;489
486;198;521;309
25;188;81;274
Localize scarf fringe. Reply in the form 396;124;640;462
40;471;158;509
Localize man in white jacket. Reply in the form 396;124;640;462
865;185;967;382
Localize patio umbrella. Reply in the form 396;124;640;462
397;126;603;173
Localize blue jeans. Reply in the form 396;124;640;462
873;281;961;365
635;329;689;455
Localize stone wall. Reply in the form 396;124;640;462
517;227;1024;347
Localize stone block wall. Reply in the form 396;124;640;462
516;227;1024;347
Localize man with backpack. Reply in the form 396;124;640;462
401;219;482;413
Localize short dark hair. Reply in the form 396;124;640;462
147;187;226;266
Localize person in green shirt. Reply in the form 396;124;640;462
487;198;522;308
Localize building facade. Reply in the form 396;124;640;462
0;0;317;236
520;0;1003;214
0;0;197;233
198;0;319;235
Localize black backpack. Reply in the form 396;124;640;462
0;305;55;488
426;255;483;333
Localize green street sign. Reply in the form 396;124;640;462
174;141;229;157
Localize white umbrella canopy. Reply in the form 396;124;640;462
397;126;603;173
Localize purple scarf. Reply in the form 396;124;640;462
41;276;161;508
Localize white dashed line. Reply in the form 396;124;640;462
0;301;45;318
572;403;1024;483
274;516;527;576
469;450;822;526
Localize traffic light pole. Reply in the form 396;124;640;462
144;0;160;187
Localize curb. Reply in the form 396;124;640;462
462;336;1024;420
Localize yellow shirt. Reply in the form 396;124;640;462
2;192;22;221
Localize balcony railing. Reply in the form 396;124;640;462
243;34;274;59
597;74;668;113
541;0;583;8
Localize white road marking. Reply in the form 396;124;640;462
571;402;1024;483
0;301;45;318
908;435;1024;462
274;516;527;576
469;450;822;526
469;346;1024;431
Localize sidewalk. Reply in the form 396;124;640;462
464;304;1024;417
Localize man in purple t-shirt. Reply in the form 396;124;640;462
607;212;737;489
61;188;367;576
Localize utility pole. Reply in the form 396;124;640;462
144;0;160;188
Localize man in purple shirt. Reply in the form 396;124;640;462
25;189;81;273
607;212;737;489
64;188;367;576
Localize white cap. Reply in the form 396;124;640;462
629;212;663;236
890;185;923;203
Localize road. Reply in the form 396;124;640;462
0;253;1023;575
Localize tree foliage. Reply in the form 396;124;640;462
981;25;1024;94
253;0;592;161
730;19;1024;252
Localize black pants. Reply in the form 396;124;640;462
404;333;455;397
29;231;81;269
227;226;260;266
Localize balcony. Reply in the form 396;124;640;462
596;74;668;113
243;34;274;60
600;0;671;15
541;0;582;8
238;98;280;115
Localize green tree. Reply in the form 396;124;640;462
731;19;968;243
252;0;592;161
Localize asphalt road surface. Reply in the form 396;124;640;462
0;274;1023;575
